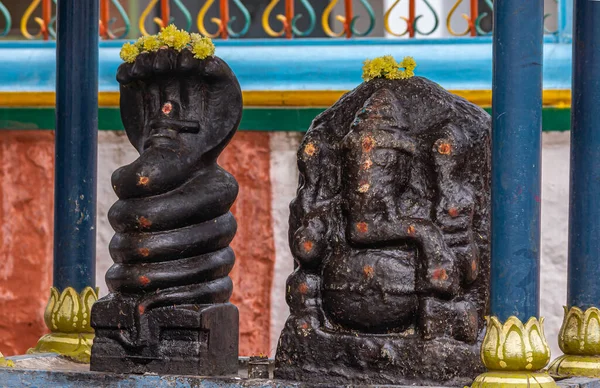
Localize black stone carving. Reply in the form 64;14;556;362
275;77;491;386
90;48;242;375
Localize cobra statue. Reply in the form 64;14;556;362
91;48;242;375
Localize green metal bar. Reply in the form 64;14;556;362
291;0;316;37
227;0;251;38
413;0;439;36
350;0;375;37
108;0;131;39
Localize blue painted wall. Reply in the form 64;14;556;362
0;39;571;93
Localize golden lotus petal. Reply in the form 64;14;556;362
53;288;80;333
79;287;99;333
559;306;600;356
584;308;600;354
482;316;504;370
526;317;551;370
560;306;584;354
43;287;99;334
503;321;528;370
43;287;59;331
32;287;99;363
482;316;550;372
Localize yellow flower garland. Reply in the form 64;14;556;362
362;55;417;82
119;25;215;63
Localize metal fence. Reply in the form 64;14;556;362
0;0;560;40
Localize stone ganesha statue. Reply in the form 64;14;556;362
275;75;491;386
91;30;242;375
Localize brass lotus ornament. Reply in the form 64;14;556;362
29;287;98;363
0;352;14;368
548;306;600;377
472;316;558;388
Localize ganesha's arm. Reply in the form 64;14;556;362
432;123;479;283
291;206;335;269
349;217;459;297
289;132;341;270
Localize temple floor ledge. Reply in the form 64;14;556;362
0;353;595;388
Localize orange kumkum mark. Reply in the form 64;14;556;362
138;216;153;228
362;136;376;152
437;142;452;155
139;276;151;286
298;283;309;294
356;222;368;233
432;268;449;281
448;207;459;218
162;102;173;115
302;240;313;253
304;142;317;157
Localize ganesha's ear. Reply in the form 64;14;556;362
431;123;469;161
431;123;476;230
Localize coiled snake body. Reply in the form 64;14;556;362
95;49;242;348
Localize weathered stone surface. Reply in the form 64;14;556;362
275;77;491;386
91;49;242;375
0;131;54;356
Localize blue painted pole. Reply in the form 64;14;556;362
491;0;544;321
53;0;98;292
567;0;600;310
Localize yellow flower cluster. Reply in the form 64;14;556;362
119;42;139;63
158;24;190;50
362;55;417;82
136;35;161;52
190;33;216;60
119;25;215;64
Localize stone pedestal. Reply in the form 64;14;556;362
92;299;238;375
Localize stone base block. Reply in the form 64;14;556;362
90;297;238;376
274;314;484;386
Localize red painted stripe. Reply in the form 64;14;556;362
219;131;275;356
0;131;54;355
